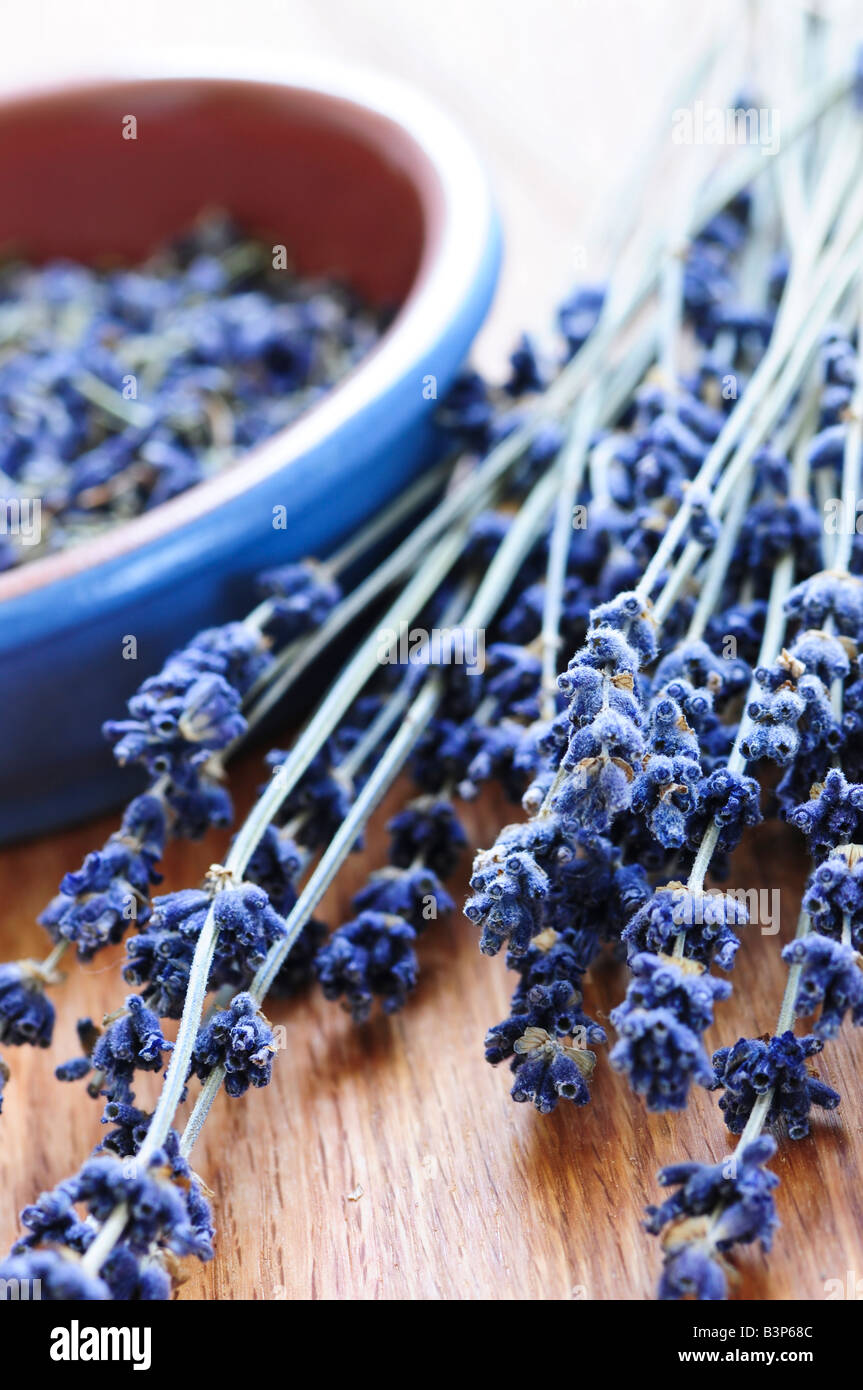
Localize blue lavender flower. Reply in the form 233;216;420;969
56;995;172;1104
685;768;761;851
124;881;286;1017
740;498;821;577
436;369;497;452
103;624;272;833
270;919;329;999
412;716;480;794
72;1148;213;1260
506;332;546;395
622;885;748;972
740;647;835;766
353;864;454;933
315;911;418;1022
123;921;196;1020
785;571;863;640
789;769;863;859
556;705;644;835
787;629;852;685
0;960;55;1050
782;934;863;1038
191;993;275;1097
157;771;233;840
550;603;653;837
13;1178;95;1255
462;720;529;801
631;745;700;849
7;1128;213;1300
39;793;166;961
802;849;863;946
808;423;852;469
485;954;605;1112
482;642;543;715
705;600;767;667
100;1246;173;1301
96;1101;152;1158
557;284;605;361
711;1032;839;1138
646;1136;779;1300
243;824;304;916
0;1054;7;1112
589;592;658;662
487;976;605;1060
387;796;467;877
265;744;358;851
610;953;731;1110
257;559;342;644
466;819;562;956
508;1027;596;1112
0;1248;110;1300
505;923;599;990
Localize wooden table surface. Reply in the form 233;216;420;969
3;0;862;1303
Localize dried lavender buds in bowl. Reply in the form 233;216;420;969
0;212;386;568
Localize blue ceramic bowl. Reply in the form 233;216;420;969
0;66;500;842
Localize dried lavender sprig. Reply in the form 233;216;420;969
638;156;863;608
645;275;863;1299
662;364;817;956
76;430;574;1286
242;327;657;735
539;385;602;718
247;61;859;752
180;454;581;1147
480;129;863;1115
650;223;863;628
126;529;471;1162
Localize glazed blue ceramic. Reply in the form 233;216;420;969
0;66;500;841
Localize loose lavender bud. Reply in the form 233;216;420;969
0;216;384;566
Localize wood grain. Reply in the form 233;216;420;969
2;763;863;1301
3;0;862;1304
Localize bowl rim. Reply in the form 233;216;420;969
0;61;497;603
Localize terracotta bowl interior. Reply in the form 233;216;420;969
0;78;431;305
